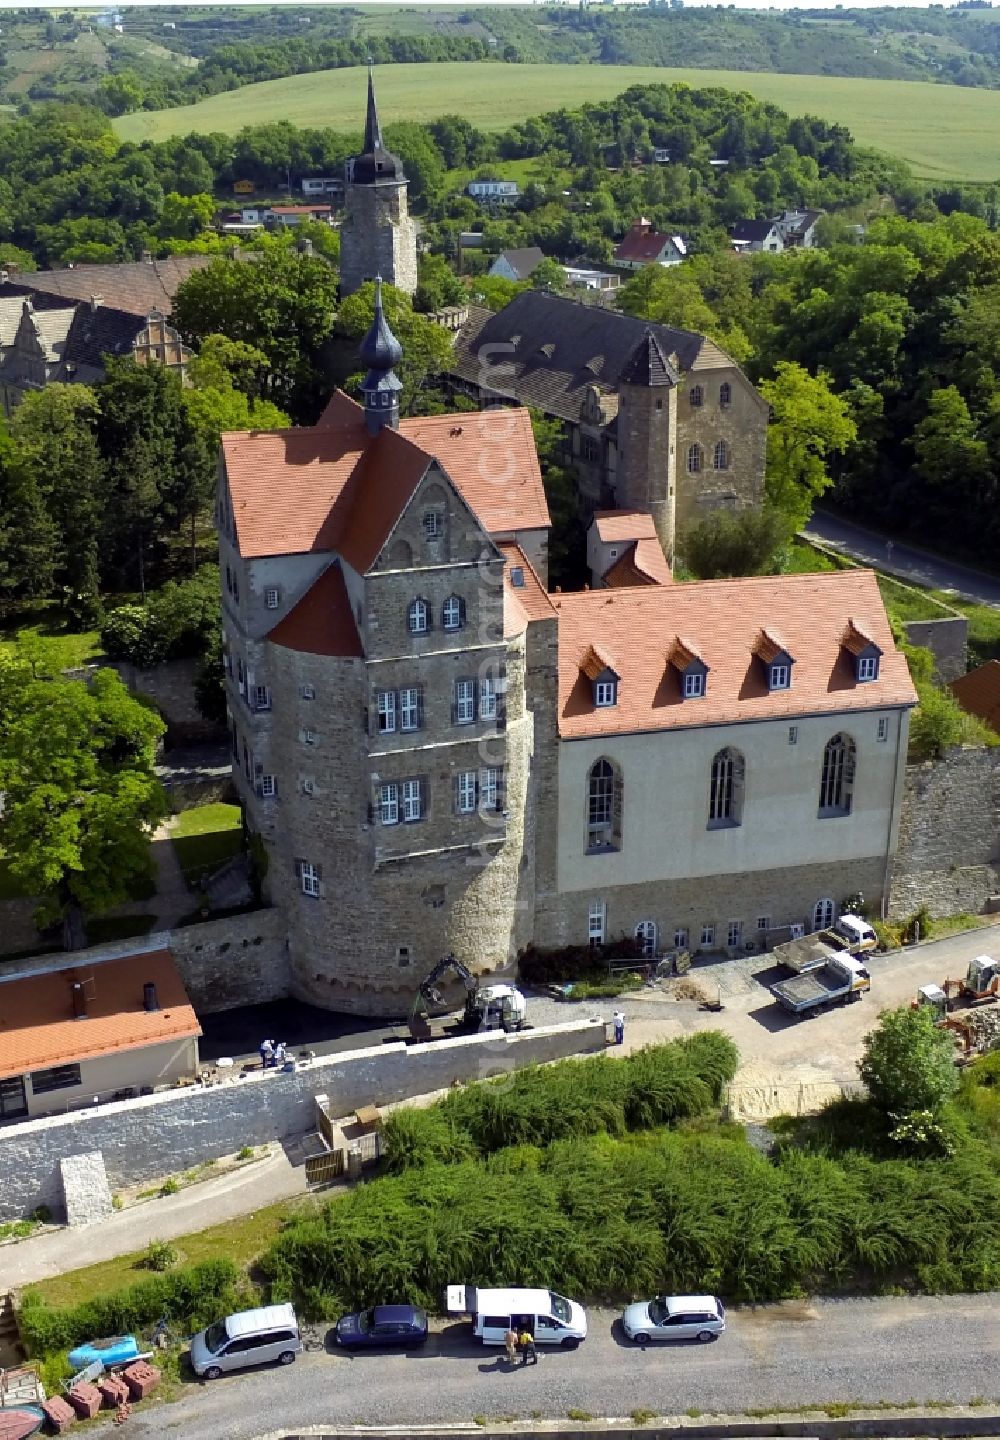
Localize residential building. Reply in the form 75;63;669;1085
467;179;519;206
448;290;768;555
613;217;687;270
773;208;824;249
301;176;345;198
489;247;546;282
339;68;418;298
217;297;916;1016
730;219;784;254
563;264;621;293
2;254;213;316
265;204;334;229
0;950;200;1121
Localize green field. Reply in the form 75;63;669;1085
114;61;1000;182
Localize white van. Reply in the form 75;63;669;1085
189;1304;302;1379
446;1285;587;1348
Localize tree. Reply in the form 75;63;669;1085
413;251;466;314
334;281;454;416
0;414;58;607
858;1006;959;1118
0;661;166;949
760;362;857;530
159;191;216;242
681;506;792;580
530;256;567;293
530;411;587;591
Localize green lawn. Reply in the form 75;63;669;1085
27;1195;315;1310
877;574;956;625
0;619;103;672
170;803;244;888
114;61;1000;181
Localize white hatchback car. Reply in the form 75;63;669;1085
621;1294;725;1345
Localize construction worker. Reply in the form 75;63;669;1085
519;1327;537;1365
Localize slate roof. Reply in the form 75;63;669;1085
4;255;213;317
450;292;742;426
268;563;364;658
222;392;549;562
493;247;545;280
555;569;917;740
949;660;1000;733
620;329;679;388
730;219;779;244
0;949;200;1080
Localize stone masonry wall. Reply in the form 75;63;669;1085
889;746;1000;919
339;181;417;298
0;1020;605;1219
675;363;767;539
903;616;968;685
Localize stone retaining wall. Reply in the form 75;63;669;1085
0;1019;605;1220
890;745;1000;918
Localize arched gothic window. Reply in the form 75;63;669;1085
819;733;856;816
587;757;623;852
813;898;835;931
708;747;745;828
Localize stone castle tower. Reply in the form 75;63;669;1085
615;328;679;561
339;69;418;299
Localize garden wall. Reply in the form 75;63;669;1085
0;1019;606;1219
889;745;1000;918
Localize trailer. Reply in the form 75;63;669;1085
770;954;870;1016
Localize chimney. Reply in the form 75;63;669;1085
72;982;87;1019
143;981;160;1013
90;294;103;312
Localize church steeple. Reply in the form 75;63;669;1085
363;65;383;154
349;65;405;186
359;277;403;436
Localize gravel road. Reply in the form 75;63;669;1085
125;1294;1000;1439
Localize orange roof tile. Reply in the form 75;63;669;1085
556;569;917;739
335;426;432;575
268;564;363;658
603;537;671;588
594;510;658;544
580;642;618;680
842;619;880;656
0;950;200;1080
949;659;1000;733
753;628;789;664
498;542;557;637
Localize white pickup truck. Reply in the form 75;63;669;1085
771;915;876;975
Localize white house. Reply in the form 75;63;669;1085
467;179;519;206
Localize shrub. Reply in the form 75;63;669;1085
142;1239;178;1272
159;1177;180;1196
518;937;643;985
380;1108;476;1176
859;1006;960;1116
19;1258;239;1357
101;604;163;667
682;504;792;580
100;568;220;669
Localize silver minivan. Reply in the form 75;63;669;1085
189;1303;302;1379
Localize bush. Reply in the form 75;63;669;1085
518;936;644;985
19;1258;240;1357
681;505;792;580
859;1006;960;1117
101;604;163;667
100;568;220;669
142;1239;178;1272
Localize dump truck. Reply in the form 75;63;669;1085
770;915;877;975
770;953;871;1016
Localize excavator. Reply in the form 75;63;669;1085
942;955;1000;1008
407;954;527;1041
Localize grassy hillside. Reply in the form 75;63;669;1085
114;61;1000;182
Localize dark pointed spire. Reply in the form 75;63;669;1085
620;327;679;388
363;63;383;155
349;62;405;186
359;277;403;436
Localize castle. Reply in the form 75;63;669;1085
338;69;418;299
219;289;917;1016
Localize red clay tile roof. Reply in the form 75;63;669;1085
949;659;1000;733
613;226;674;264
556;570;917;739
580;643;618;680
268;564;363;658
842;619;880;656
498;542;557;638
223;395;550;563
753;628;788;664
603;537;671;588
0;950;200;1080
594;510;658;544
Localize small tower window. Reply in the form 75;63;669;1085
689;385;704;408
719;382;732;409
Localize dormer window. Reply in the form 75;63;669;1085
857;655;879;682
754;630;794;692
841;621;882;684
683;671;705;699
580;644;619;710
669;637;708;700
769;663;791;691
595;679;617;707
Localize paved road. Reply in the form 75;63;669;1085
805;511;1000;608
126;1294;1000;1439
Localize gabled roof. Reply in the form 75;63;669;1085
5;255;214;317
594;510;658;545
268;563;363;658
0;949;200;1080
603;537;671;589
949;659;1000;733
580;643;618;681
753;628;790;665
498;541;556;638
841;619;881;657
613;226;679;264
555;569;917;740
451;292;753;427
223;393;549;563
494;247;545;280
730;219;779;244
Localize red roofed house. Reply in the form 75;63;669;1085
0;949;200;1121
219;283;916;1014
613;218;687;270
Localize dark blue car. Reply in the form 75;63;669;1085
335;1304;429;1349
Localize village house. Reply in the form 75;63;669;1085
773;208;825;249
613;217;687;269
265;204;334;229
488;247;546;282
563;262;621;293
730;219;785;254
467;178;520;207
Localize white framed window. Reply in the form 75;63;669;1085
302;777;315;795
400;687;420;732
858;655;879;682
813;897;835;931
674;927;689;950
727;919;743;949
756;916;770;932
455;679;476;724
407;598;429;635
254;685;271;711
457;770;477;813
402;778;422;822
877;716;889;742
300;683;315;701
264;586;280;610
635;920;657;958
261;774;276;798
788;725;798;745
379;782;399;825
595;680;616;707
588;898;606;945
683;671;705;699
377;690;397;734
442;595;463;631
769;663;790;691
700;923;715;948
422;510;442;539
479;676;497;721
303;728;316;745
300;861;320;898
480;766;501;811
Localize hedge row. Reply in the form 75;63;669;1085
19;1258;240;1357
380;1035;740;1174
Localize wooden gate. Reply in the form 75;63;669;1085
305;1149;345;1186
